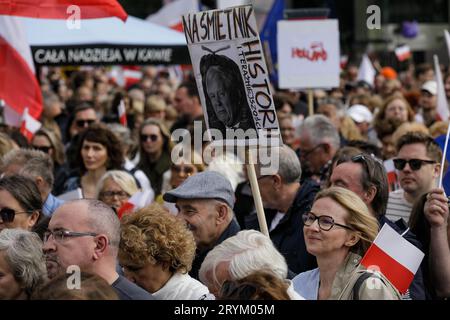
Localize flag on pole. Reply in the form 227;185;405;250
433;55;449;121
146;0;199;32
20;107;41;142
395;45;411;62
117;190;154;219
360;224;424;294
444;30;450;59
357;54;376;87
118;99;127;127
260;0;284;85
0;16;43;122
108;66;142;88
0;0;127;21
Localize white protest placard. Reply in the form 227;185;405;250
182;5;281;146
277;19;340;89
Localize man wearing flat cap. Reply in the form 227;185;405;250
163;171;240;280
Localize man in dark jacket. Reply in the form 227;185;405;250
246;145;319;277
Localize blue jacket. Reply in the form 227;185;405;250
246;179;320;277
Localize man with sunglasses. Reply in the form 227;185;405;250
386;132;441;223
43;199;153;300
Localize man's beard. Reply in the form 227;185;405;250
44;253;63;279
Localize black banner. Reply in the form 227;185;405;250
31;44;191;66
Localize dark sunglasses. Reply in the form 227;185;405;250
0;207;32;223
393;158;436;171
140;134;159;142
32;145;52;153
75;119;96;128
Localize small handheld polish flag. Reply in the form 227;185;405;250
360;224;424;294
117;190;154;219
20;107;41;142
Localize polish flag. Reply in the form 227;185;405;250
0;16;42;122
0;0;127;22
434;54;449;121
360;224;424;294
395;45;411;62
108;66;142;88
117;190;154;219
357;54;376;87
146;0;199;32
118;99;127;127
384;159;400;192
20;107;41;142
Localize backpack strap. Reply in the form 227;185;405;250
352;272;375;300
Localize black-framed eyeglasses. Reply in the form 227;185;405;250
99;190;129;200
140;134;159;142
43;229;98;243
75;119;96;128
256;174;273;181
0;207;32;223
32;145;53;154
393;158;436;171
302;212;353;231
300;143;325;159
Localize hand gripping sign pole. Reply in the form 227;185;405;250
182;5;281;237
246;149;269;237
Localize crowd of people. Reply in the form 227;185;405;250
0;59;449;300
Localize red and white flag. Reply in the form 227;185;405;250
0;0;127;21
0;16;42;123
118;99;127;127
384;159;400;192
361;224;424;294
434;54;449;121
108;66;142;88
395;45;411;62
357;54;376;87
20;107;41;142
146;0;199;32
117;190;154;219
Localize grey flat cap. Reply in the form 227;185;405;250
163;171;235;207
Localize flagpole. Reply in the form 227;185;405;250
308;89;314;116
246;148;269;237
434;54;450;188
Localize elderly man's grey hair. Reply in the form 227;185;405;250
19;154;55;192
318;97;345;115
0;229;47;296
298;114;340;149
63;199;121;255
199;230;288;291
258;145;302;183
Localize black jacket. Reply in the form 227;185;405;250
245;179;320;277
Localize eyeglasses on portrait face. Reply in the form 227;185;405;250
0;207;32;223
393;158;436;171
302;212;353;231
140;134;159;142
43;229;98;243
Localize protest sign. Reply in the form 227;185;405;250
182;5;281;147
277;19;340;89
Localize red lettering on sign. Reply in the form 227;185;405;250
291;42;327;62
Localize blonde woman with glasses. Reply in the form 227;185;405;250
293;187;401;300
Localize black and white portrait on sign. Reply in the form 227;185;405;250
200;45;256;135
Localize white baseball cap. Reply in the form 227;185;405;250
421;80;437;95
347;104;373;123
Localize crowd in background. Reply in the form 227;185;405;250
0;58;449;300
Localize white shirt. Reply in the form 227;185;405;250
270;212;285;231
152;272;214;300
